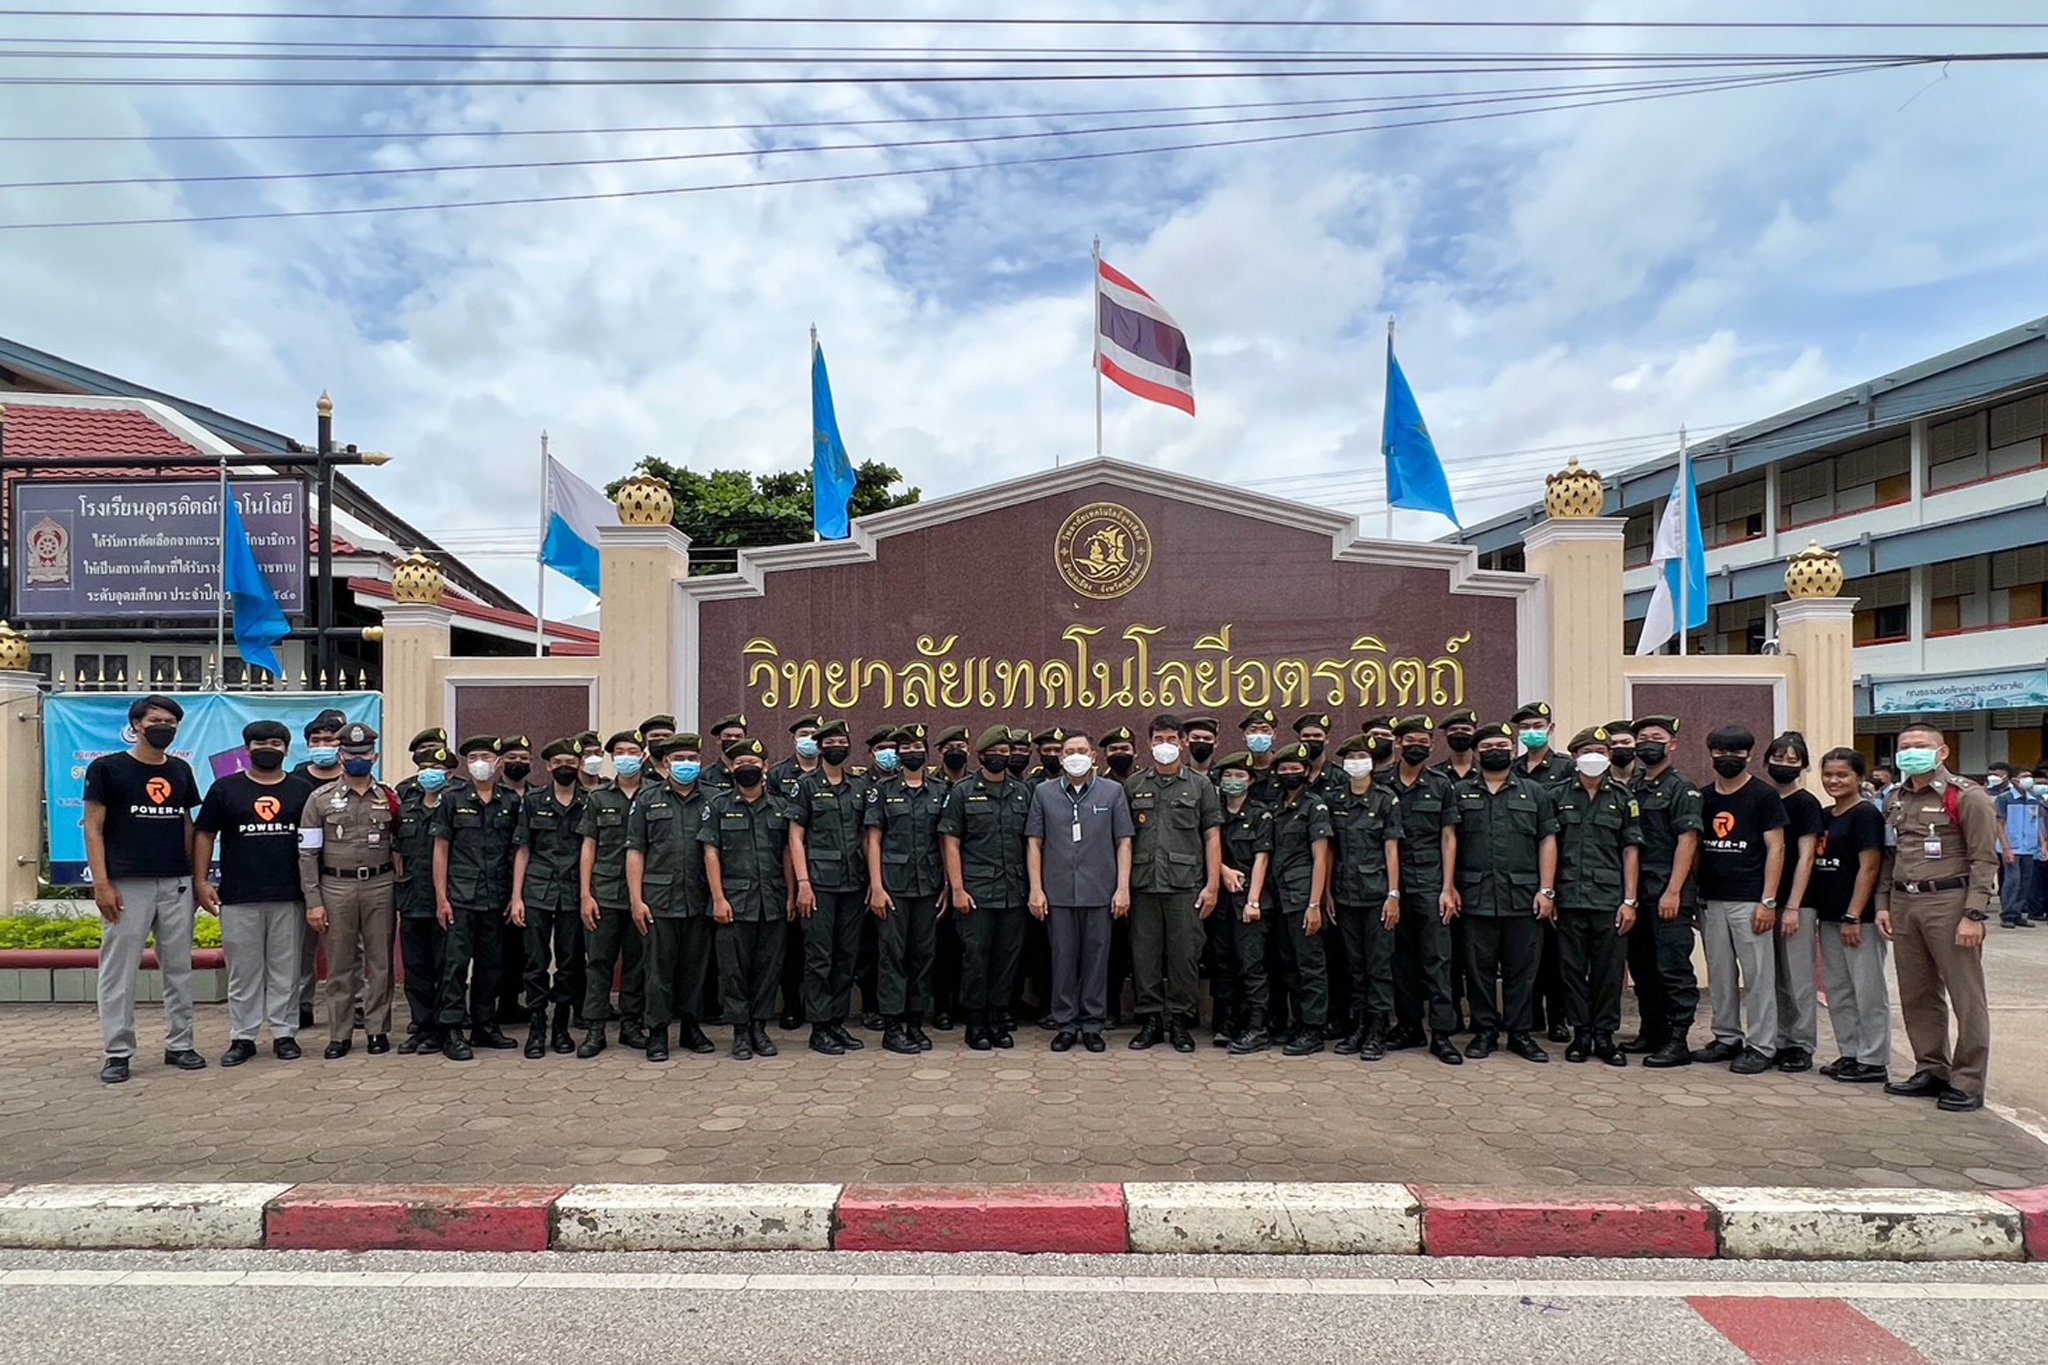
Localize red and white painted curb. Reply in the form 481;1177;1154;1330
0;1181;2041;1260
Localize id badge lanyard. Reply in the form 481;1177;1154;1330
1065;778;1091;844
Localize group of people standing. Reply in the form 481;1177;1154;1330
80;694;2001;1111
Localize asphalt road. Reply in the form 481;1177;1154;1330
4;1249;2045;1364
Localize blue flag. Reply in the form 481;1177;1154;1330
811;341;857;540
1381;337;1461;528
221;483;289;676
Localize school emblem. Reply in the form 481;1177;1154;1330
24;515;69;585
1055;501;1152;601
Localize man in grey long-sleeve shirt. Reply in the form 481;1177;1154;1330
1027;733;1134;1052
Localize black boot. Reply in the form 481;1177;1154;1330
884;1020;920;1055
1464;1031;1498;1059
908;1015;934;1051
619;1021;649;1050
1386;1023;1426;1051
1228;1023;1271;1055
550;1008;576;1054
1357;1014;1387;1062
1333;1019;1368;1056
967;1010;993;1051
809;1025;846;1056
524;1018;548;1059
1128;1017;1165;1050
575;1024;606;1059
1167;1020;1196;1053
1565;1028;1592;1064
1507;1031;1551;1063
1428;1033;1465;1066
731;1025;755;1060
1592;1031;1627;1068
679;1021;715;1055
645;1026;670;1061
750;1022;779;1057
1643;1032;1694;1068
1620;1030;1664;1055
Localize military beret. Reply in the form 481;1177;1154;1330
1291;712;1333;733
1360;714;1394;733
1211;750;1254;774
497;734;533;755
814;719;850;742
305;709;347;739
407;726;448;752
865;726;898;747
1477;721;1517;741
893;723;927;744
575;731;602;750
711;713;748;733
724;738;766;761
973;725;1012;753
1271;742;1312;765
419;745;455;769
639;714;677;734
1239;708;1277;729
1100;725;1136;747
456;734;498;756
1001;726;1029;746
932;725;970;746
337;722;378;749
1510;701;1553;724
787;714;823;734
1604;719;1636;738
1183;716;1222;734
652;734;701;758
540;737;580;761
1394;715;1434;738
1439;709;1479;729
1335;734;1375;757
1032;726;1068;745
1634;715;1682;735
1566;726;1610;752
604;729;643;752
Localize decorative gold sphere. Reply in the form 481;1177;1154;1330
391;550;445;605
360;625;385;644
0;622;29;672
614;468;675;526
1543;456;1606;518
1784;540;1845;598
316;391;334;418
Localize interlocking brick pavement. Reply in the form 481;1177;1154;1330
1;1003;2043;1190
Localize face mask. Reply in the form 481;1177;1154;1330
943;750;969;773
1446;732;1476;754
307;745;339;766
1152;743;1182;767
1400;744;1431;767
1188;741;1215;764
248;749;286;771
1276;771;1307;791
1894;748;1939;777
733;766;766;789
1519;730;1548;752
983;754;1010;775
875;749;900;772
1219;776;1250;797
340;756;374;778
1245;733;1273;754
1766;762;1803;785
1987;774;2005;788
581;755;605;776
819;745;851;766
2020;775;2037;790
1006;753;1032;775
1576;753;1611;779
1711;756;1748;779
468;759;496;783
613;756;643;779
1302;740;1325;761
1367;737;1393;761
1342;757;1373;779
502;761;532;783
1042;756;1062;775
672;761;701;785
899;751;926;771
1479;750;1514;773
418;769;448;792
552;766;579;786
1609;749;1635;768
1062;753;1095;778
794;736;820;759
1635;740;1668;766
1106;753;1136;777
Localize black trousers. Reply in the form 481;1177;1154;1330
932;911;962;1019
1625;895;1701;1039
1448;914;1474;1030
802;888;866;1024
1336;896;1395;1021
717;917;786;1024
1204;896;1247;1030
1557;907;1627;1033
399;915;445;1034
1017;912;1053;1014
959;903;1026;1015
496;918;527;1024
1106;913;1132;1021
1322;906;1352;1027
1393;883;1458;1036
645;915;714;1028
436;903;504;1030
1463;914;1544;1036
779;919;806;1020
856;911;881;1018
1532;920;1567;1030
581;901;646;1025
878;892;939;1017
521;898;585;1023
1244;905;1327;1030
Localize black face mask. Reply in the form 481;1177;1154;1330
552;766;579;786
1635;741;1668;767
1478;750;1515;773
1106;753;1135;777
1609;749;1636;768
249;748;285;771
1006;753;1031;775
819;746;851;766
1367;737;1393;761
733;766;765;790
1276;771;1307;791
942;750;969;772
1302;740;1325;761
1187;741;1215;764
1041;755;1061;775
898;750;926;771
1712;756;1749;779
1766;762;1803;785
1400;744;1431;768
502;761;532;783
1446;732;1476;754
142;723;179;749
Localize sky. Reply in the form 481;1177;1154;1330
3;1;2047;619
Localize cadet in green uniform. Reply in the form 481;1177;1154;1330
573;730;650;1058
1320;713;1379;1028
1018;725;1071;1029
1324;734;1403;1061
1005;726;1036;781
1098;723;1140;1024
1241;708;1281;805
1554;726;1643;1066
395;728;448;805
699;738;791;1060
394;745;453;1054
1386;716;1464;1064
491;735;536;1029
1604;720;1639;786
1253;743;1332;1056
853;725;900;1030
1434;708;1483;1033
939;726;1032;1049
771;715;822;1030
1454;722;1561;1063
1626;715;1705;1068
929;724;971;1029
1292;712;1335;796
575;731;606;793
431;736;523;1060
510;738;589;1058
864;723;946;1055
640;715;677;746
1511;701;1573;1042
1209;752;1274;1050
1183;716;1221;778
627;734;716;1061
1122;714;1223;1053
788;719;872;1056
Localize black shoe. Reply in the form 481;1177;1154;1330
1228;1027;1271;1055
823;1023;863;1051
1837;1061;1888;1084
732;1027;755;1061
990;1027;1015;1049
1037;1013;1059;1032
1643;1036;1693;1069
99;1055;130;1084
618;1023;649;1050
1211;1025;1238;1049
323;1039;352;1060
1357;1017;1387;1063
1565;1029;1592;1064
1128;1019;1165;1050
645;1026;670;1061
1546;1022;1571;1044
680;1023;715;1055
1775;1047;1813;1074
2004;917;2033;928
751;1023;779;1057
1464;1032;1498;1060
779;1011;803;1031
524;1024;547;1059
861;1012;885;1031
1168;1022;1197;1054
1729;1047;1773;1075
1819;1055;1850;1078
909;1023;934;1052
967;1026;993;1052
366;1033;391;1055
1592;1032;1626;1068
472;1027;518;1050
1333;1022;1367;1056
885;1023;921;1056
273;1037;303;1061
397;1032;426;1055
1083;1032;1107;1053
932;1011;955;1031
442;1034;474;1061
221;1039;258;1068
1885;1069;1948;1098
164;1048;207;1070
1937;1087;1984;1113
1619;1032;1663;1055
1051;1030;1079;1053
1506;1033;1549;1064
1691;1039;1743;1064
1321;1018;1349;1040
1428;1034;1464;1066
576;1026;607;1059
299;1004;315;1030
1281;1029;1325;1057
809;1026;846;1056
551;1014;577;1054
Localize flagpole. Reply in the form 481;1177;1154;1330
1091;236;1103;462
1676;424;1690;658
1383;316;1396;541
535;431;548;658
811;324;823;543
215;454;228;690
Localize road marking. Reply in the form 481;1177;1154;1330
1689;1297;1931;1365
2;1268;2047;1300
1988;1098;2048;1151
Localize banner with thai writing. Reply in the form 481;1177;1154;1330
1871;668;2048;715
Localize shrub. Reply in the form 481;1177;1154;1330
0;912;223;950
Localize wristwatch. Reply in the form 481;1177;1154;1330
1621;897;1639;908
1246;900;1262;911
1964;909;1990;923
1385;890;1401;900
1761;897;1780;910
1538;888;1556;900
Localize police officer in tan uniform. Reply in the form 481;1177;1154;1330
1878;720;2001;1111
297;723;398;1059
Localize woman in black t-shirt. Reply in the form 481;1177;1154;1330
1812;747;1891;1083
1765;733;1825;1071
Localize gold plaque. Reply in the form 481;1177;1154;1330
1056;501;1152;600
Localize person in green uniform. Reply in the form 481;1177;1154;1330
1253;743;1332;1056
864;723;947;1055
573;730;650;1058
1604;720;1638;786
938;725;1031;1050
1454;721;1561;1063
770;715;822;1030
1004;726;1035;780
1209;751;1274;1050
928;724;971;1029
431;736;523;1061
509;738;589;1058
575;732;606;793
1385;716;1465;1065
699;738;793;1060
1098;722;1139;1022
1183;717;1221;779
395;728;449;804
1032;726;1068;784
491;734;537;1028
640;715;677;745
1361;715;1398;773
1625;715;1705;1068
1122;714;1223;1053
1324;734;1403;1060
1554;726;1643;1066
394;744;454;1055
853;725;900;1029
1511;701;1573;1043
627;733;717;1061
1292;712;1334;795
1241;708;1281;805
697;713;747;792
1434;707;1483;1034
788;719;872;1056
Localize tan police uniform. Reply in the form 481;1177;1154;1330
297;722;398;1048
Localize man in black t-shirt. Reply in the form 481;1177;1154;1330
83;694;205;1085
1690;725;1788;1076
194;720;317;1067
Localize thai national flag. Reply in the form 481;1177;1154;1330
1095;258;1194;416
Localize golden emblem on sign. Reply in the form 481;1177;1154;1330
1056;501;1152;600
24;515;70;586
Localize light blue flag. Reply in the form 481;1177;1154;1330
1381;337;1461;528
540;454;616;595
812;340;857;540
1636;448;1708;654
221;484;289;676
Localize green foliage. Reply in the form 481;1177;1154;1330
608;459;921;575
0;912;223;950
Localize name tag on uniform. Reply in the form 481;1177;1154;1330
1071;818;1083;843
367;832;381;845
330;793;348;811
1924;839;1943;858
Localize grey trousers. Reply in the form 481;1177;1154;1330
98;876;196;1058
1700;898;1779;1054
1048;904;1112;1033
1818;923;1892;1068
221;901;302;1042
1772;911;1819;1053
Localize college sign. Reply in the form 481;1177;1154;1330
1870;667;2048;715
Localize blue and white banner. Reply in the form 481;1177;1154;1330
1870;668;2048;716
541;454;617;595
42;691;382;884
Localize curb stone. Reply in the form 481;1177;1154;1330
1697;1186;2025;1262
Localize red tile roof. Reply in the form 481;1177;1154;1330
348;575;600;644
2;400;214;480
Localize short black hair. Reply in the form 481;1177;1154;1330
1820;747;1866;776
1149;714;1184;739
1706;724;1755;753
1898;720;1945;743
130;694;183;723
1990;761;2016;776
1765;730;1810;767
242;719;291;745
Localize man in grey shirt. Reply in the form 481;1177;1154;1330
1027;732;1134;1052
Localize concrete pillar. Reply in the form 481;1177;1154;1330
377;604;453;760
1521;516;1628;733
1774;597;1857;758
1;671;43;909
597;523;692;742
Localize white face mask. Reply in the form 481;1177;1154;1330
1151;743;1181;767
1576;753;1612;779
1061;753;1095;778
581;754;604;775
467;759;495;783
2020;775;2036;790
1342;757;1373;779
1988;774;2005;788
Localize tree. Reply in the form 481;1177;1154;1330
608;458;921;575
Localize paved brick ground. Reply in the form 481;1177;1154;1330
2;998;2043;1190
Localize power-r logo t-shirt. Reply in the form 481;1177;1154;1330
84;751;202;879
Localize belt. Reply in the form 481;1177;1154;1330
321;863;393;881
1892;875;1968;895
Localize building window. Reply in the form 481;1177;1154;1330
1986;392;2048;479
1623;508;1656;566
75;653;129;689
27;652;53;682
1778;435;1910;527
1927;413;1987;491
1700;477;1764;547
1852;571;1911;644
1991;546;2048;627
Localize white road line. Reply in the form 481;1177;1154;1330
1989;1098;2048;1151
2;1269;2047;1300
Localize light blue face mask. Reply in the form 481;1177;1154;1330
795;736;820;759
307;745;339;766
671;761;701;785
418;769;448;792
613;755;643;779
875;749;900;772
1894;747;1939;777
1245;733;1274;754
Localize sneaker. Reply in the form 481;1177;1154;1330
1729;1047;1774;1075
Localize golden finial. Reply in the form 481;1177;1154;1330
316;391;334;418
1784;540;1846;598
1543;456;1606;519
